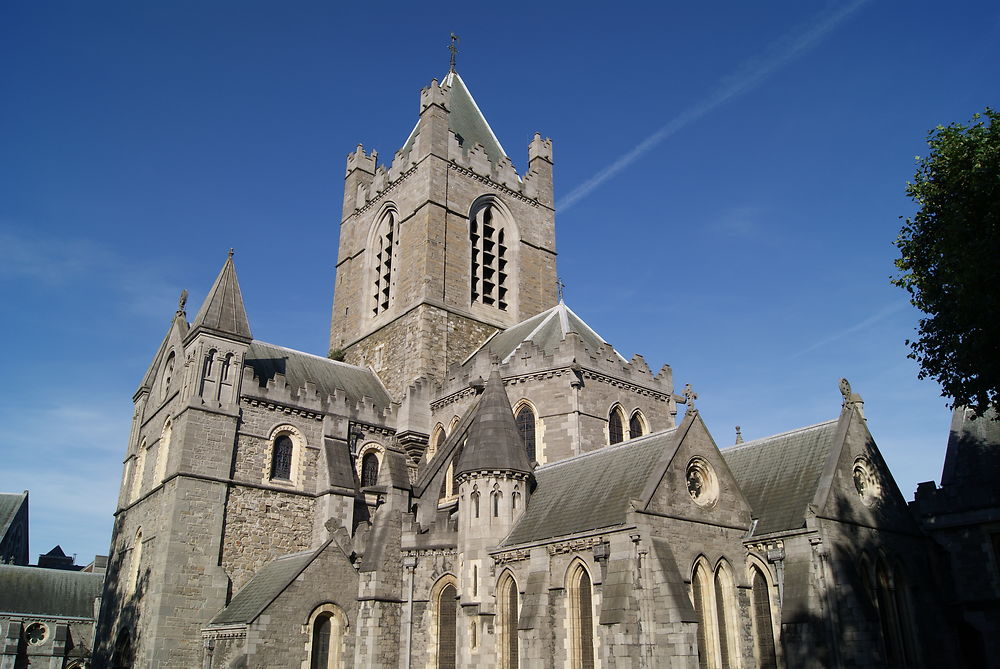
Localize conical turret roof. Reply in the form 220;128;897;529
188;251;252;342
455;369;533;477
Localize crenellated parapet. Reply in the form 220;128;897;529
239;365;396;429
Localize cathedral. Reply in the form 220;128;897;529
93;61;963;669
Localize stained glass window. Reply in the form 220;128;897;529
361;452;380;487
515;406;536;462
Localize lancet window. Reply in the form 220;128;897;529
568;562;596;669
608;406;625;445
629;411;646;439
498;573;519;669
470;201;508;310
515;404;536;462
436;582;458;669
750;566;778;669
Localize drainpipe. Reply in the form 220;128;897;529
402;555;418;669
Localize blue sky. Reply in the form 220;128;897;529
2;1;997;564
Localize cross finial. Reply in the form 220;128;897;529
682;383;698;412
556;276;566;302
228;248;234;259
177;289;188;317
449;33;460;72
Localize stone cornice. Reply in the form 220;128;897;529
446;163;542;208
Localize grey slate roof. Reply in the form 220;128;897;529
190;252;252;341
0;492;26;537
244;341;392;412
721;420;839;536
209;545;324;625
503;428;678;546
401;70;509;165
0;565;103;618
466;301;625;367
456;370;533;477
941;406;1000;488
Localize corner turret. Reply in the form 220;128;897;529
455;370;533;613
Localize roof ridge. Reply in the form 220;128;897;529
537;426;679;471
721;418;838;453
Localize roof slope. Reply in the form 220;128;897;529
401;70;508;165
503;429;678;546
466;301;625;366
443;71;508;164
940;406;1000;508
721;420;839;535
244;341;392;412
0;565;103;618
209;546;322;625
190;251;252;341
456;370;533;476
0;492;26;537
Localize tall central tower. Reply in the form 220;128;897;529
329;69;558;398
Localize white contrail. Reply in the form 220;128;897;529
791;301;907;358
556;0;870;212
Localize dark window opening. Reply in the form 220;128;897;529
271;435;293;480
515;406;536;462
361;452;380;488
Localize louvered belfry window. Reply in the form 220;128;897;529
372;211;397;315
470;203;508;310
271;435;293;480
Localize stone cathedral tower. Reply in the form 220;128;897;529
329;69;558;399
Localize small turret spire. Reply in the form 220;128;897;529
449;33;460;73
455;370;533;477
187;250;252;343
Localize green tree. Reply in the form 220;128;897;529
893;109;1000;417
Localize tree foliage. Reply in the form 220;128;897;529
893;109;1000;417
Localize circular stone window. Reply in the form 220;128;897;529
852;457;881;506
24;622;48;645
686;457;719;507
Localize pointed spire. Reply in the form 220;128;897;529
455;370;533;477
188;250;252;343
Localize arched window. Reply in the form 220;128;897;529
568;562;596;669
436;581;458;669
498;573;519;669
440;443;465;502
470;200;509;310
199;348;218;397
130;442;147;502
608;406;625;445
692;561;718;669
372;209;398;315
271;435;293;480
155;419;172;484
161;351;175;398
360;452;380;487
714;565;741;669
309;607;345;669
125;528;143;598
471;489;480;518
515;404;536;462
629;411;646;439
428;424;446;461
750;566;778;669
492;489;502;518
875;560;908;667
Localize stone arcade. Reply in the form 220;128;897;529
93;64;965;668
